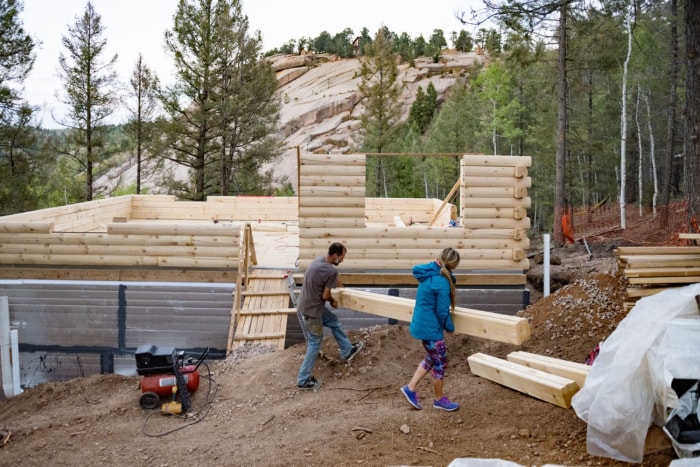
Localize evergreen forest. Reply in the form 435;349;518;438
2;0;700;244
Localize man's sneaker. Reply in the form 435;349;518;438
344;341;364;362
400;385;422;410
433;396;459;411
297;376;322;390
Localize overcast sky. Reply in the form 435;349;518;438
19;0;483;128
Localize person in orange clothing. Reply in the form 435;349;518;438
562;208;575;244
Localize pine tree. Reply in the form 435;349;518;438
57;1;119;201
358;28;403;197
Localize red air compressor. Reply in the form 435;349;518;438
135;344;209;414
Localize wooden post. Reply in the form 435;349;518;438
428;179;461;227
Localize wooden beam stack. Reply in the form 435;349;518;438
615;245;700;308
468;351;590;409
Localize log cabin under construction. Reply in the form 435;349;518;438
0;153;532;387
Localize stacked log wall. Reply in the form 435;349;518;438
298;154;531;273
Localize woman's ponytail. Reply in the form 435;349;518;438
438;247;461;311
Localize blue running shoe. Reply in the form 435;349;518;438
433;396;459;411
400;385;421;410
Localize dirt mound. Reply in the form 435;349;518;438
0;246;678;466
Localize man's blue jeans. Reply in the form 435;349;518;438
296;306;353;385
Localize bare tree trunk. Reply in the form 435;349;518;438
661;0;678;226
643;90;658;217
636;86;643;217
686;0;700;223
619;19;632;230
553;2;568;246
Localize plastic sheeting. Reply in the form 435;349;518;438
571;283;700;463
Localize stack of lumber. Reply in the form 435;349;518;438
467;351;591;409
615;243;700;309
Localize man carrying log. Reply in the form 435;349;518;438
296;242;364;390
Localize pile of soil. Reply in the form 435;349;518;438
0;243;679;466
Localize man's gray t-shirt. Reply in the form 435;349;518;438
297;255;339;318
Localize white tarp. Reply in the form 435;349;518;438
572;283;700;463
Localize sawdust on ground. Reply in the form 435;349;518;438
0;242;680;467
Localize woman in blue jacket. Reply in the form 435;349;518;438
401;247;461;411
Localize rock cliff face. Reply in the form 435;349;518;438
267;50;486;190
96;51;485;195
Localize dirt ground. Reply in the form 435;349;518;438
0;242;683;467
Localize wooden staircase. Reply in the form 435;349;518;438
227;268;296;352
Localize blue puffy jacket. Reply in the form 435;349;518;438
409;260;456;340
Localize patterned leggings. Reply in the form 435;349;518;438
420;339;448;380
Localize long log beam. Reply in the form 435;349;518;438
331;288;530;344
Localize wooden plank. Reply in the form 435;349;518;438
506;351;590;389
615;246;700;256
467;353;579;409
332;288;530;344
298;207;366;218
627;276;700;285
462;207;526;220
623;266;700;278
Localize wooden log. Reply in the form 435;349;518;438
506;351;590;389
299;226;521;240
328;273;527;286
298;237;530;251
0;222;53;233
298;218;366;228
299;175;365;187
298;247;526;261
331;288;530;344
460;197;532;209
460;155;532;167
462;218;531;229
298;207;366;218
299;164;366;177
107;223;241;236
462;207;526;220
467;352;579;408
0;267;238;283
0;196;131;223
299;197;365;208
0;232;236;247
460;166;528;178
298;256;528;271
299;186;366;197
461;176;532;188
300;153;366;166
462;186;528;199
0;243;237;258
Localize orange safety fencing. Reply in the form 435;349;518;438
570;200;690;246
